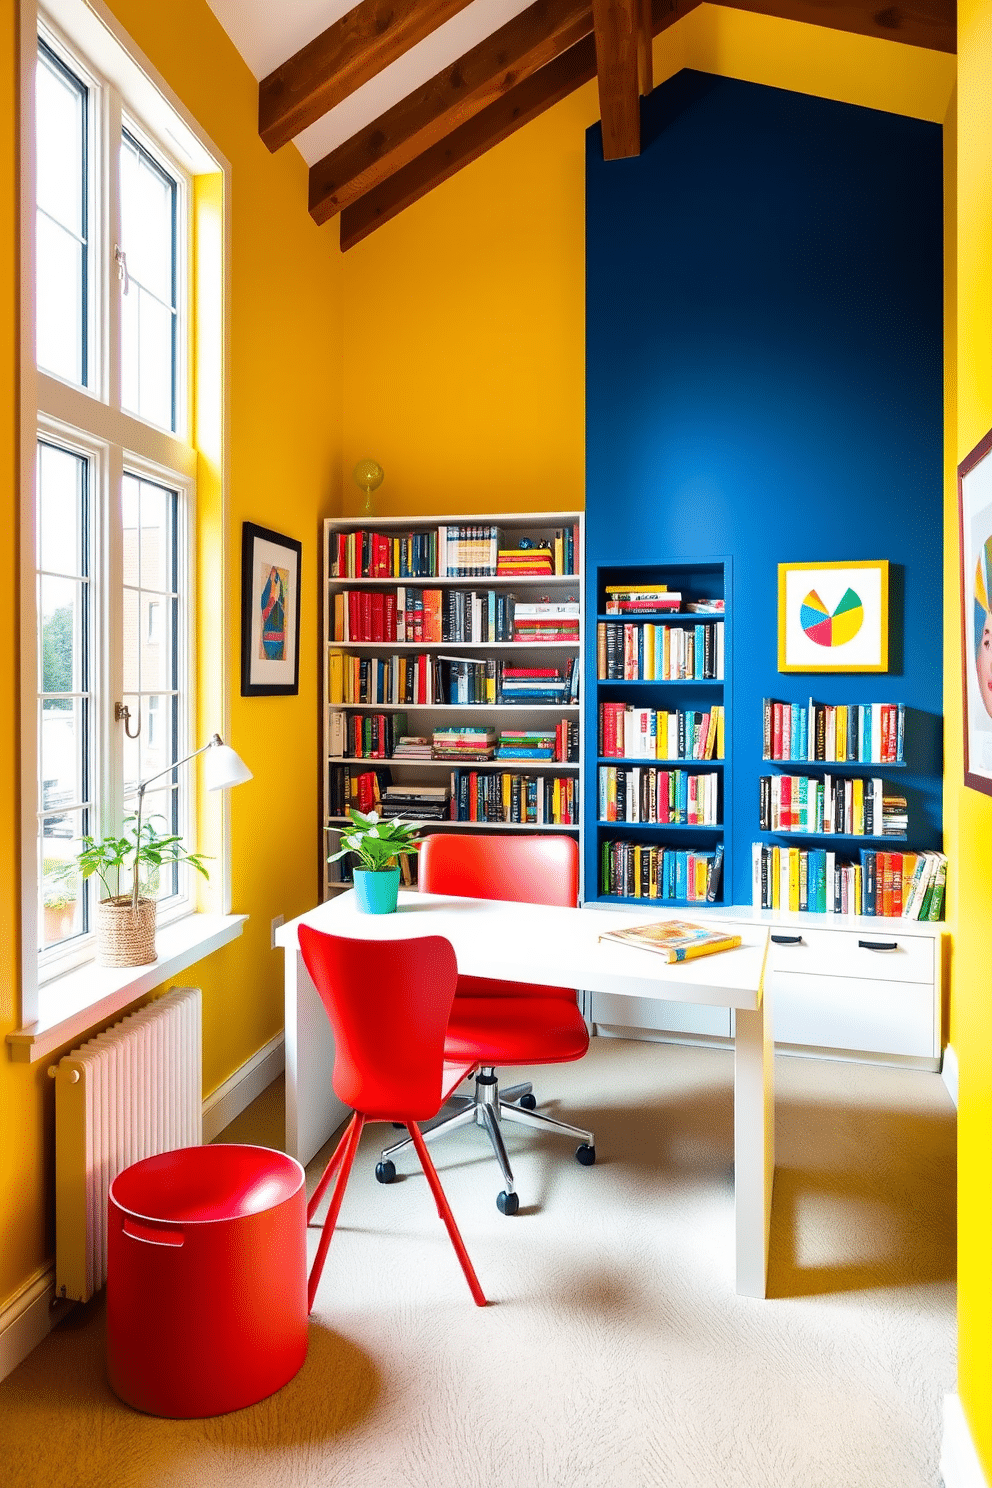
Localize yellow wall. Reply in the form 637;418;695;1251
951;0;992;1472
0;0;343;1307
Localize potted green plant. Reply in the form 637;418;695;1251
329;808;422;915
76;815;209;967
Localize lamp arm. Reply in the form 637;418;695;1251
129;735;222;909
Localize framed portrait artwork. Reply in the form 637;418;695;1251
240;522;302;697
958;428;992;795
778;561;889;673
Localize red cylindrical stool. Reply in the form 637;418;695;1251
107;1144;308;1417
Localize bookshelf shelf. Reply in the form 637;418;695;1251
323;511;584;897
597;756;725;767
328;640;580;651
595;820;721;832
332;703;581;713
331;756;580;772
763;759;906;770
763;831;908;844
327;817;579;834
586;559;731;910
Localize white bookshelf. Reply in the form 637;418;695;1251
322;511;584;899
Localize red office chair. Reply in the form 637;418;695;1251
377;835;595;1215
297;925;486;1311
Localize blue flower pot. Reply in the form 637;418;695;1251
353;867;400;915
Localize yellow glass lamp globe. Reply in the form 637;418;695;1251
353;459;384;516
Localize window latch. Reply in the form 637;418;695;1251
114;244;129;294
115;701;140;739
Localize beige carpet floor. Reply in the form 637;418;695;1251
0;1038;956;1488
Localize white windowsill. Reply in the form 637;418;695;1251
7;912;248;1063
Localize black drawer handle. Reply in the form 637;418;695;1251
858;939;898;952
771;934;803;945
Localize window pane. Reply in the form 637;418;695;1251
39;575;83;697
36;441;91;959
38;442;85;575
36;43;87;386
41;696;85;812
122;473;184;907
36;214;84;384
40;809;87;949
120;133;177;431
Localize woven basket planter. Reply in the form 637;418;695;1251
97;896;158;968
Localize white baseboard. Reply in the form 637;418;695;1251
942;1043;959;1109
0;1266;71;1385
942;1394;990;1488
202;1031;285;1142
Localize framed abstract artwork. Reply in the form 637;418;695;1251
240;522;302;697
778;561;889;673
958;428;992;795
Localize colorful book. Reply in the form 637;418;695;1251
596;918;742;963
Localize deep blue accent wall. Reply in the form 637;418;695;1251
585;70;944;907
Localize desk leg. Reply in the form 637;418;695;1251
734;994;775;1299
284;948;348;1168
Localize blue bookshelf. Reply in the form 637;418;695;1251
585;559;731;906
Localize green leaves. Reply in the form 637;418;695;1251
327;806;423;874
74;815;211;901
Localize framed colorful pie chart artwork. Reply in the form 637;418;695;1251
778;561;889;673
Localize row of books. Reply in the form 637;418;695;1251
601;583;725;616
750;843;946;919
346;720;579;764
329;525;581;579
600;842;725;903
598;703;725;760
598;767;720;826
330;589;579;645
328;654;579;707
328;711;407;760
758;775;907;836
446;771;579;825
596;621;725;681
762;698;905;764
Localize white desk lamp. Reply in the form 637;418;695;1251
129;733;252;907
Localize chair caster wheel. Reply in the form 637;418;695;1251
375;1160;396;1184
519;1093;537;1110
496;1190;519;1216
575;1144;596;1167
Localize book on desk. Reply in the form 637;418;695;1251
597;918;742;963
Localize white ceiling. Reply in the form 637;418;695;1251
206;0;537;164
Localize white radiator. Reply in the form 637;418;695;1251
51;987;202;1302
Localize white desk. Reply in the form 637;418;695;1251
276;891;773;1298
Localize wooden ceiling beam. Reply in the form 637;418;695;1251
726;0;954;53
592;0;641;158
638;0;654;96
309;0;595;226
339;34;601;250
259;0;477;153
336;0;951;249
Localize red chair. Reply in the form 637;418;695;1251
377;835;595;1215
297;925;486;1311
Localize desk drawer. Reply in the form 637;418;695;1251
770;970;937;1058
766;926;933;984
593;992;731;1040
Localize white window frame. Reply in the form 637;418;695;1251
17;0;238;1048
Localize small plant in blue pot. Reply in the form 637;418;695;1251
329;808;422;914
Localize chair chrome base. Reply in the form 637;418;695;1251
379;1067;595;1206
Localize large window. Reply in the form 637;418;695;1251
31;21;195;978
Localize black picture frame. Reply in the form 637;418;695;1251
240;521;302;697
